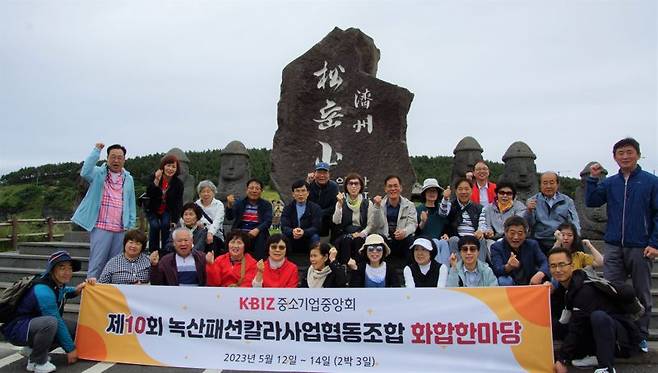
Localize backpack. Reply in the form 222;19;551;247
0;275;38;323
581;267;645;320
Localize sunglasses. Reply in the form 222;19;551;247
367;246;383;253
460;245;479;253
498;191;513;196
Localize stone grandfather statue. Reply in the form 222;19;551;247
217;140;250;202
499;141;538;204
450;136;484;188
164;148;196;204
575;161;608;240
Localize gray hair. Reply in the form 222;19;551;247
540;171;559;182
197;180;217;194
172;227;193;241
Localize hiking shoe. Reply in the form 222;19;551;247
593;368;615;373
572;355;598;367
26;360;56;373
640;339;649;353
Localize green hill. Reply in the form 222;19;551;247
0;149;578;220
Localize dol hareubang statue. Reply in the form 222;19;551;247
575;161;608;239
499;141;538;204
450;136;484;188
217;140;250;202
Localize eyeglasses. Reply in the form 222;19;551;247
347;181;361;186
460;246;479;253
498;191;513;196
549;262;572;270
367;246;383;253
270;244;287;251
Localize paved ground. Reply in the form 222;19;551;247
1;342;658;373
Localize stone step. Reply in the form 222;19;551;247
651;328;658;342
0;252;88;271
0;267;86;286
17;241;90;257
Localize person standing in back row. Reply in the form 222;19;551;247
586;137;658;353
72;143;136;279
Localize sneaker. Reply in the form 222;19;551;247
572;355;598;367
28;361;56;373
593;368;615;373
25;355;54;372
640;339;649;353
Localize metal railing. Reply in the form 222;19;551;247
0;217;71;249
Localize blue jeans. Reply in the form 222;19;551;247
148;211;171;254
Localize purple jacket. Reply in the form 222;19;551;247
150;250;206;286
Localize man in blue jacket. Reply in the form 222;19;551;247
586;137;658;352
71;143;136;279
490;216;550;286
525;171;581;254
1;251;86;373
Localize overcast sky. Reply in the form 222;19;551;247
1;0;656;178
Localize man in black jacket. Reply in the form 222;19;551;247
550;247;641;373
280;180;322;254
306;162;339;237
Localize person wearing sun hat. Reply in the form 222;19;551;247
403;237;448;287
347;234;400;287
416;178;451;265
1;250;86;372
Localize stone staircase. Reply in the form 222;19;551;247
1;238;657;340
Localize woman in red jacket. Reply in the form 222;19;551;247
205;230;257;287
252;233;298;288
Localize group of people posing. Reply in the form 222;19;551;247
1;138;656;373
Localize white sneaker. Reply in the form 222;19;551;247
32;361;56;373
593;368;616;373
26;359;56;373
572;355;598;367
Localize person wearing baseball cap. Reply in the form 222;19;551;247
306;161;340;238
403;237;448;287
1;250;86;372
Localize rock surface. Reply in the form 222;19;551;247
272;27;416;201
499;141;538;204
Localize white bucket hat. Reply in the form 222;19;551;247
359;234;391;257
420;178;443;194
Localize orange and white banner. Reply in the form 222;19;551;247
76;285;553;372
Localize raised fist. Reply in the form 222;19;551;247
443;186;452;200
205;251;215;265
149;251;160;266
589;163;603;178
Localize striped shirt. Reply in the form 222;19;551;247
98;253;150;284
95;171;123;232
175;254;198;286
240;203;260;231
457;202;476;236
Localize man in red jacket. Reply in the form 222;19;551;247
469;160;496;208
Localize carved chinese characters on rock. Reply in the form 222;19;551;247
272;27;416;201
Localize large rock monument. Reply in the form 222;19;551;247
575;161;608;239
450;136;484;187
271;27;416;201
165;148;196;204
217;140;251;202
499;141;538;204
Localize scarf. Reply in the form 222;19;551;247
346;194;363;226
306;265;332;288
497;199;513;213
